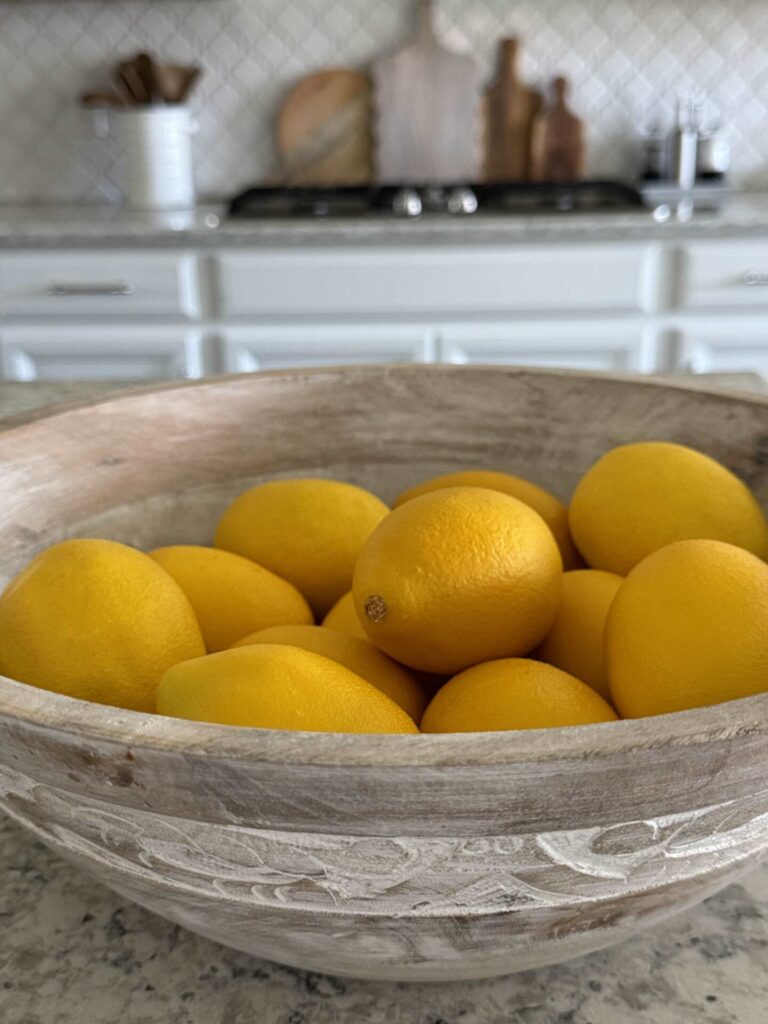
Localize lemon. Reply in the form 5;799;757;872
394;469;581;569
570;441;768;575
322;591;367;639
421;658;617;732
536;569;623;700
232;624;426;721
606;539;768;718
0;539;204;712
157;644;419;733
149;545;312;653
353;487;563;674
215;478;389;616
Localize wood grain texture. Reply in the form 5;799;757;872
276;69;373;186
530;77;586;183
1;365;768;979
484;38;542;182
372;0;483;183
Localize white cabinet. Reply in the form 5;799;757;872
221;324;436;373
677;320;768;376
2;233;768;382
218;244;648;319
0;252;201;319
1;327;204;381
440;320;658;373
680;242;768;310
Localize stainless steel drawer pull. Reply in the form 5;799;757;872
45;281;135;297
741;270;768;287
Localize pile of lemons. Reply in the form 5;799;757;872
1;439;767;735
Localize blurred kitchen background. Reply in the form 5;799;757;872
0;0;768;383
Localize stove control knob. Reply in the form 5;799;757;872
447;186;479;215
392;188;423;218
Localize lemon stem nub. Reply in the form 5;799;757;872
365;595;388;623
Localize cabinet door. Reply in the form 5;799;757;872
1;327;204;381
221;324;436;373
677;320;768;375
439;321;658;373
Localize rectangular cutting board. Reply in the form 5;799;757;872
372;0;483;183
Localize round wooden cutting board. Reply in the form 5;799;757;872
276;68;373;186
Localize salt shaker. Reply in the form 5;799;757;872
697;128;730;180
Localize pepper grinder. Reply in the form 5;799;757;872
640;122;667;181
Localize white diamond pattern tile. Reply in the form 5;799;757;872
0;0;767;203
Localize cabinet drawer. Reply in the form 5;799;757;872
681;243;768;310
1;327;204;381
0;252;200;318
218;246;646;318
221;324;435;373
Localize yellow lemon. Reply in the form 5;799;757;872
606;539;768;718
157;644;419;734
570;441;768;575
232;624;425;721
394;469;581;569
353;487;563;674
0;539;204;712
149;545;312;653
421;658;618;732
536;569;623;700
215;478;389;616
322;591;367;639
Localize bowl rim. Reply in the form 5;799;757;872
2;364;768;768
2;674;768;767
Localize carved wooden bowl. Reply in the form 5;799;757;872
1;365;768;982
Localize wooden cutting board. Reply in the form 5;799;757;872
530;77;586;183
372;0;483;182
276;69;373;186
484;38;542;182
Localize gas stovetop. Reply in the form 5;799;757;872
228;181;643;220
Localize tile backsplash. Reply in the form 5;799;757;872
2;0;768;204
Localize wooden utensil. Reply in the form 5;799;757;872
530;76;585;183
371;0;483;182
79;90;127;110
154;64;202;105
276;69;373;186
117;61;149;105
134;52;159;104
484;38;542;182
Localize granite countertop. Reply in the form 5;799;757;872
2;192;768;249
1;378;767;1024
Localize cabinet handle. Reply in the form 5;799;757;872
741;270;768;287
45;281;135;297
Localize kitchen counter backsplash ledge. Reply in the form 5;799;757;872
3;195;768;249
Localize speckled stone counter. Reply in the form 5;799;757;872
0;379;767;1023
2;193;768;249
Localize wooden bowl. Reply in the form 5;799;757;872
1;365;768;982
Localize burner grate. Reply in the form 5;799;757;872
227;181;643;219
